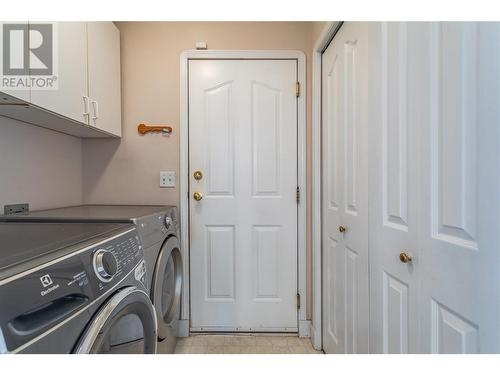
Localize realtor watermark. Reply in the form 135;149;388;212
0;22;58;90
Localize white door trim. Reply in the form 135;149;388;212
311;22;342;349
179;50;307;336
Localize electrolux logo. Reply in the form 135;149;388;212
0;23;58;90
40;274;53;287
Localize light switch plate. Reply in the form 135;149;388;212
160;171;176;188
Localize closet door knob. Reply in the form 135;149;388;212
338;225;347;233
399;252;413;263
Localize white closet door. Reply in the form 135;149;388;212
417;22;500;354
322;22;369;354
368;22;423;354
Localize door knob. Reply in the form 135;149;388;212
193;192;203;201
399;252;413;263
338;225;347;233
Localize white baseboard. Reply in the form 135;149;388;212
177;319;190;337
298;320;311;337
310;323;322;350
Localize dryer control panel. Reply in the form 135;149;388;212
90;231;146;292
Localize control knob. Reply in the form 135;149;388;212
93;249;118;282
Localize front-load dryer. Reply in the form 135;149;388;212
1;205;183;354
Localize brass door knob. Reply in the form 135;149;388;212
193;192;203;201
399;252;413;263
338;225;347;233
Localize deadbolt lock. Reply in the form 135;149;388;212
193;192;203;201
193;171;203;181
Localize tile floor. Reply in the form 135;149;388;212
174;334;323;354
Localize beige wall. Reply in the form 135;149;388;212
311;22;328;45
83;21;325;319
0;116;83;211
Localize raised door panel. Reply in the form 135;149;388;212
205;82;235;196
344;247;359;353
251;81;281;196
325;238;340;347
30;22;88;124
326;56;341;211
87;22;121;136
343;40;359;216
431;22;478;249
253;226;281;300
431;300;478;353
383;22;409;231
205;226;235;300
383;272;409;353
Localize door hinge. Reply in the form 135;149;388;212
296;186;300;204
296;81;300;97
296;293;301;310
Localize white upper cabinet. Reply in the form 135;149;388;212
87;22;122;137
30;22;89;124
0;21;121;138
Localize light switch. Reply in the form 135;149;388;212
160;171;176;188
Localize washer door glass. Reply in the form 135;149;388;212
152;236;182;339
74;287;157;354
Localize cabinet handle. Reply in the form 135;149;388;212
83;96;90;118
91;100;99;121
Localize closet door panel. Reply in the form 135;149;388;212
418;22;500;353
322;22;370;354
368;22;422;354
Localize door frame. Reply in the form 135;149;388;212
179;50;307;336
311;22;343;349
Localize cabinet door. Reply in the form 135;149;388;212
0;21;30;102
30;22;88;124
87;22;121;137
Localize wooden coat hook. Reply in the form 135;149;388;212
138;123;173;135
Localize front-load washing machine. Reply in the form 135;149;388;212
1;205;183;354
0;221;157;354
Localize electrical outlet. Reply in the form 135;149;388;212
160;171;176;188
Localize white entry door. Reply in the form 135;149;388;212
189;59;298;331
321;22;370;353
